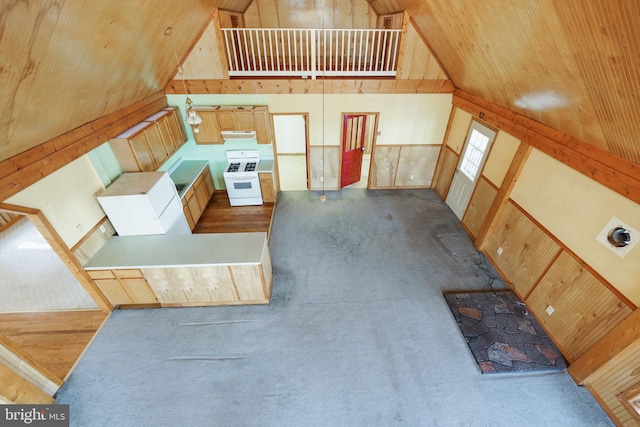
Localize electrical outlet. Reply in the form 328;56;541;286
545;305;555;315
99;225;106;233
497;247;503;255
320;176;324;182
409;174;415;181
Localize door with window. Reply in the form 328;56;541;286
446;121;496;219
341;114;367;188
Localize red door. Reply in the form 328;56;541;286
340;114;367;188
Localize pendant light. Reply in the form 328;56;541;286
165;27;203;134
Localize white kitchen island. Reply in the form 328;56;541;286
84;233;272;307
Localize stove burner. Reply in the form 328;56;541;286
228;162;240;173
245;162;257;172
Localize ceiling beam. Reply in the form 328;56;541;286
165;79;455;94
453;89;640;206
0;92;168;203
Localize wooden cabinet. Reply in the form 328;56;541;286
259;170;276;203
194;106;273;145
216;107;255;131
87;269;158;307
181;166;214;229
253;107;273;144
110;107;187;172
194;109;222;144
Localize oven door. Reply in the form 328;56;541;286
224;175;263;206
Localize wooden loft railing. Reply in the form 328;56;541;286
222;28;402;78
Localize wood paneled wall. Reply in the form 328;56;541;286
176;14;229;80
432;146;458;199
243;0;378;29
397;19;448;80
461;176;497;238
568;309;640;425
309;146;340;190
71;218;116;266
370;145;439;189
483;199;633;362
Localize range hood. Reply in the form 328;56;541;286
221;130;257;140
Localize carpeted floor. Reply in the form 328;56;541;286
444;290;568;374
56;189;613;426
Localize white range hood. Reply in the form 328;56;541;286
221;130;256;140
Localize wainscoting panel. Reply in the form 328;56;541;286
483;200;561;296
527;251;632;361
462;176;498;238
370;146;400;188
72;218;116;266
433;146;459;198
309;146;340;191
395;145;440;187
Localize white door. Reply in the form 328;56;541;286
446;121;496;219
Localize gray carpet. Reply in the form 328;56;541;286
56;189;613;426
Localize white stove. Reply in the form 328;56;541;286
223;150;263;206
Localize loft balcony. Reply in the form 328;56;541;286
221;28;402;79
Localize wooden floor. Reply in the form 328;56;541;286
193;190;275;235
0;310;108;380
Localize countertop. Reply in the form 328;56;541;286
258;159;273;173
168;160;208;198
84;232;267;269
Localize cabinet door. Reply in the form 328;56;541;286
188;192;202;225
120;278;158;304
259;172;276;202
145;126;168;168
234;110;255;130
202;167;214;197
183;201;195;230
216;110;236;131
157;119;177;156
95;279;131;306
129;133;156;171
253;109;273;144
195;111;222;144
167;108;188;148
195;177;211;211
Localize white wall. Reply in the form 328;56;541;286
6;156;107;247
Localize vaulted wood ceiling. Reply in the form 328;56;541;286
2;0;639;171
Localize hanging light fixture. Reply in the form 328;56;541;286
165;27;203;133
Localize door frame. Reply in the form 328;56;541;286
445;119;498;219
339;112;379;189
0;203;111;312
271;112;310;191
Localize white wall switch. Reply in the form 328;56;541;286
546;305;555;315
497;247;503;255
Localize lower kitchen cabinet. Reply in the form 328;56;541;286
84;233;273;308
181;166;214;230
259;170;276;203
87;269;158;307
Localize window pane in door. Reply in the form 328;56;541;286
459;129;490;181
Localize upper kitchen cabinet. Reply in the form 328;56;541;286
217;106;254;131
193;106;274;145
193;106;222;145
253;107;273;145
110;107;187;172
